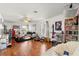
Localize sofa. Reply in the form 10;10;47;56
41;41;79;56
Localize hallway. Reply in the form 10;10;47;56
0;40;52;56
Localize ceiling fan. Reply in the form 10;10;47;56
19;16;31;23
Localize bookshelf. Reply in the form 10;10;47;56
65;16;79;42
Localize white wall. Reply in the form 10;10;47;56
0;14;4;24
0;14;4;35
47;8;78;39
32;11;66;38
65;8;77;18
35;20;45;37
28;23;36;32
30;20;47;37
47;12;66;39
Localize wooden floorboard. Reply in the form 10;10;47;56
0;40;52;56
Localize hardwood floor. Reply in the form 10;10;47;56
0;40;52;56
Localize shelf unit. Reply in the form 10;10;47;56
64;16;79;42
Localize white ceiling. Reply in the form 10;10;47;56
0;3;78;24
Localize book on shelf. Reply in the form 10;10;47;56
65;16;78;42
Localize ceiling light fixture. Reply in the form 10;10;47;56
24;20;28;23
23;17;31;24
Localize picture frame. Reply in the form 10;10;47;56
55;21;62;30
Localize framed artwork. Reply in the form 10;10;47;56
55;21;62;30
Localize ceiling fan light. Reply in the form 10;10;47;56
24;20;28;23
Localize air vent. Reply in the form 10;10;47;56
34;11;38;13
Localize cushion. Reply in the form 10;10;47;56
41;41;79;56
65;41;79;55
72;47;79;56
54;43;67;56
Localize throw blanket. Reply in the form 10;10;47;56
41;41;79;56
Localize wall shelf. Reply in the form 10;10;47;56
64;16;79;42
